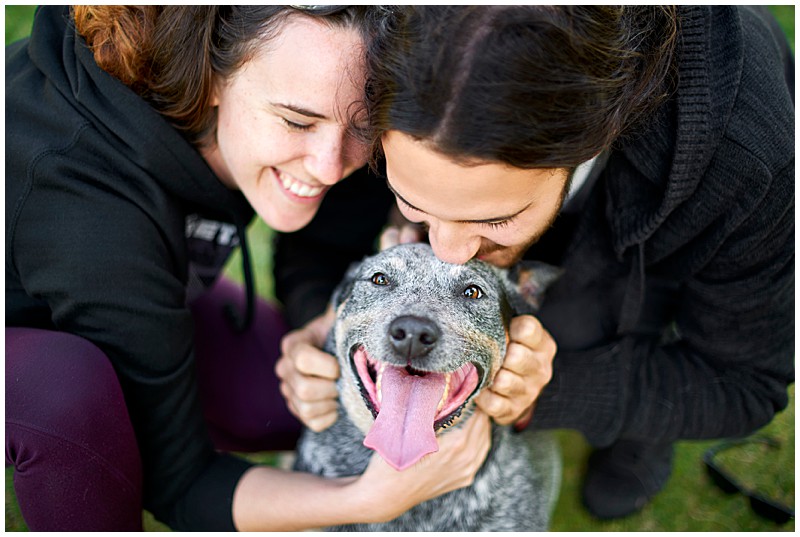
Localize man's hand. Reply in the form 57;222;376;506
275;309;340;432
475;315;556;427
379;223;424;250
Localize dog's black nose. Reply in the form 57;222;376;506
388;315;441;359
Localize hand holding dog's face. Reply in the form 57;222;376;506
329;243;559;470
276;310;340;432
277;236;559;468
475;314;557;427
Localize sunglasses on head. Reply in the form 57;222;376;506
703;436;794;525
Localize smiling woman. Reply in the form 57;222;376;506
201;15;369;232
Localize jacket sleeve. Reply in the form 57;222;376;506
274;164;395;328
624;164;794;443
532;149;794;448
9;165;251;530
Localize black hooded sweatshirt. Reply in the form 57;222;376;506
6;6;266;530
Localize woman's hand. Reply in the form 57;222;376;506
352;409;492;523
232;409;491;531
475;315;556;428
275;309;340;432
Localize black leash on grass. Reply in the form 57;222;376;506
703;436;794;525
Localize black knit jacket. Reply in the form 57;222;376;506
275;6;795;446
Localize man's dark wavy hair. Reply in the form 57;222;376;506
364;6;679;169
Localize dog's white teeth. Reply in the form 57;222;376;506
437;373;452;412
376;363;387;404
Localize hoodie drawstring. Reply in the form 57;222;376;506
224;222;255;333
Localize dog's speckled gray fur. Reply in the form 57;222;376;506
294;243;561;531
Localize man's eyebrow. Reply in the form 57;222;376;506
385;179;531;224
272;102;327;120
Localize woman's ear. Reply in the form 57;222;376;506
209;80;220;107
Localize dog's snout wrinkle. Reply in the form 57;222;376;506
388;315;441;360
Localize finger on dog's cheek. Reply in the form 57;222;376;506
306;400;338;419
502;342;539;376
475;390;511;420
294;376;339;401
295;347;340;379
509;315;543;348
309;412;337;432
295;398;335;419
491;369;524;396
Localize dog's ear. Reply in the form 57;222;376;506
496;261;562;314
330;260;363;310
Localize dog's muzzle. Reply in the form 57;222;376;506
349;344;484;471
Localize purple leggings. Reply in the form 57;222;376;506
5;278;302;531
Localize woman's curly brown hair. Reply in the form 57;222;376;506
72;6;384;147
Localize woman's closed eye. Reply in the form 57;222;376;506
281;117;313;132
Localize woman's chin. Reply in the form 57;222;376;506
260;206;319;233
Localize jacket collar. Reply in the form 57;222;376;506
605;6;743;259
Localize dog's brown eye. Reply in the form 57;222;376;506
463;285;483;299
371;272;390;286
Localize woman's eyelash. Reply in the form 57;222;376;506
281;118;312;131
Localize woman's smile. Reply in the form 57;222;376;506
274;168;327;202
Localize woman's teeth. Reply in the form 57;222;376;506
279;171;323;198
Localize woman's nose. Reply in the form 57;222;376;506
304;133;345;186
305;130;367;186
428;223;481;265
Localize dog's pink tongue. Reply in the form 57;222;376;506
363;366;446;471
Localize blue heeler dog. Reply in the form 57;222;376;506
294;243;562;531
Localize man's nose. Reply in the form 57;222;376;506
428;223;481;265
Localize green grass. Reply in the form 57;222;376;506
5;5;795;532
770;5;795;52
550;386;795;532
4;5;35;46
